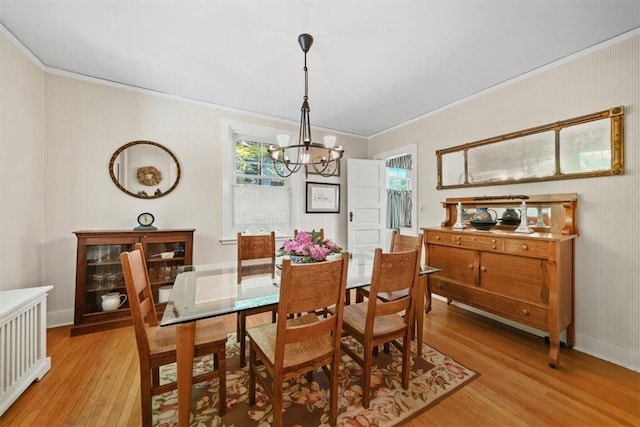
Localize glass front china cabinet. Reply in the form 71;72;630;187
71;229;194;336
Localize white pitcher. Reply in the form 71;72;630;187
101;292;127;311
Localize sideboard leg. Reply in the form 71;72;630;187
548;332;560;368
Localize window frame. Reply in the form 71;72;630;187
372;142;419;242
220;119;301;243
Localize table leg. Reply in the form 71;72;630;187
176;322;195;427
425;276;432;313
415;275;425;357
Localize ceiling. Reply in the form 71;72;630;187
1;1;639;137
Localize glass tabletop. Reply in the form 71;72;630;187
161;252;440;327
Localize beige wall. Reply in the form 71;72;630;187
0;29;44;288
2;26;638;370
368;33;640;370
39;70;366;327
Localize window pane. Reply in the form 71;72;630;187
232;185;290;234
232;133;290;235
388;167;410;191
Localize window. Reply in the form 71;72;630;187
235;136;285;186
221;120;299;242
387;167;411;191
385;154;413;229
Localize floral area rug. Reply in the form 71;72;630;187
153;333;477;426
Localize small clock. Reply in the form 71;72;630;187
135;212;157;231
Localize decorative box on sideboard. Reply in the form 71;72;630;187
71;229;194;336
423;194;578;367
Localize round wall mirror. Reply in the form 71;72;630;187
109;140;181;199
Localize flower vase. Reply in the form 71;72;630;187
290;255;316;264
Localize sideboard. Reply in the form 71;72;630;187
423;193;578;367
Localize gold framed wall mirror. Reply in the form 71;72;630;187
437;107;624;189
109;140;181;199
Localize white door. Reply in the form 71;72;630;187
347;159;386;253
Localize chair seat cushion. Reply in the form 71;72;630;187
147;317;227;356
342;302;407;337
358;286;409;302
247;314;334;369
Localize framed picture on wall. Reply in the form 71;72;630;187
306;182;340;213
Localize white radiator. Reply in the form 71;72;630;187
0;286;53;417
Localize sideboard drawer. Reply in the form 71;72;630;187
450;233;504;251
426;230;504;251
431;278;548;330
472;290;549;330
503;239;550;258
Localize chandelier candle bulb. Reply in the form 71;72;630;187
277;134;290;147
323;135;336;148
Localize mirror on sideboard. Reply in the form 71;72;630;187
109;140;181;199
437;106;624;189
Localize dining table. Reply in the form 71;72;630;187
161;251;440;427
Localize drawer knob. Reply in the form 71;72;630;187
436;236;441;240
491;239;497;243
456;236;461;240
468;264;473;270
480;266;487;272
521;244;529;250
492;245;497;249
457;242;461;245
522;308;530;315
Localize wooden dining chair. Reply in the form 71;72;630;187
246;253;349;427
355;231;424;303
237;231;277;367
340;247;420;408
120;243;227;426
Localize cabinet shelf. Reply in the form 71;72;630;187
71;229;194;336
147;256;186;263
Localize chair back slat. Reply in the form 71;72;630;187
376;249;421;293
365;247;421;335
237;232;276;284
390;231;424;253
374;296;410;317
279;257;345;314
283;315;336;344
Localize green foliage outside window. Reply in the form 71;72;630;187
235;139;285;186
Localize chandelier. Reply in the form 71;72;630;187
268;33;344;178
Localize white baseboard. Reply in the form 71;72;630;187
47;308;74;328
434;296;639;372
574;335;640;372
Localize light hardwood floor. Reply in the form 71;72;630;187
1;298;639;426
